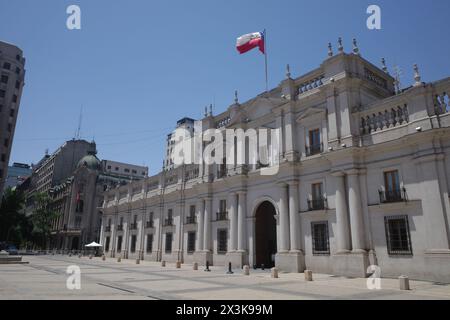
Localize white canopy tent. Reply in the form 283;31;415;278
85;242;102;248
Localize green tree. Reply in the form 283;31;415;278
31;192;59;249
0;188;26;244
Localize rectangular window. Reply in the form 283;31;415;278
12;95;17;103
165;233;173;253
15;67;20;75
1;75;8;84
130;235;137;253
2;62;10;70
105;237;110;252
382;170;403;202
311;222;330;255
1;154;6;162
15;80;20;89
124;168;130;173
132;170;137;174
189;205;196;217
385;215;412;255
10;109;14;117
217;229;228;254
187;232;196;253
0;90;5;98
117;236;123;252
219;199;227;213
146;234;153;253
308;129;321;155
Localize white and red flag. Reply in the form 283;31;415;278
236;31;265;55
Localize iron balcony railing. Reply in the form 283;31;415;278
306;143;323;157
164;218;173;226
146;221;154;228
185;216;196;224
105;226;111;232
216;212;228;221
307;198;327;211
130;223;137;230
117;225;123;231
379;188;407;204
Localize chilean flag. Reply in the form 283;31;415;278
236;31;265;55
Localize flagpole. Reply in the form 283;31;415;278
264;29;269;92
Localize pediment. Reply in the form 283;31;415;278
296;106;326;122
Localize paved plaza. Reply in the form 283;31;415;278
0;255;450;300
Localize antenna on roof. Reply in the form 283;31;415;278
75;105;83;140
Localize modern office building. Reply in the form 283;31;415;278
4;162;31;190
0;41;26;197
101;42;450;283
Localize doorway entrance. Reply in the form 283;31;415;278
254;201;277;268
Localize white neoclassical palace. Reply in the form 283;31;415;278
100;44;450;283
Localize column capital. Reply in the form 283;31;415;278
286;179;299;186
276;181;289;188
236;190;247;196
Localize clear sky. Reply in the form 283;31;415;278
1;0;449;174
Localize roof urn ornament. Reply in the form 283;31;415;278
234;90;239;104
338;37;344;53
328;42;333;57
413;64;422;86
381;58;388;73
352;38;360;55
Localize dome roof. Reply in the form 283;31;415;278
77;154;101;171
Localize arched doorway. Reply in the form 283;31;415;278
255;201;277;268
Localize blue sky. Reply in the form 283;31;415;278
1;0;449;174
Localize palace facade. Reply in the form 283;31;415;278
100;46;450;283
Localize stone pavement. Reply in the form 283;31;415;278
0;255;449;300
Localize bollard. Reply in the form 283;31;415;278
102;255;106;261
161;260;166;267
243;265;250;276
204;261;211;272
78;254;82;259
399;275;410;290
117;255;122;263
89;255;93;260
261;264;265;271
226;262;234;275
305;270;313;281
69;253;72;257
193;262;198;270
271;267;279;279
253;264;258;270
176;261;181;268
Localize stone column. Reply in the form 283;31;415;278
278;183;290;253
347;170;366;252
333;172;351;252
196;199;204;251
203;197;212;251
288;181;301;252
228;192;238;252
237;191;247;252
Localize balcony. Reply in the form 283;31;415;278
307;198;327;211
379;188;407;204
117;225;123;231
130;223;137;230
146;220;154;228
306;143;323;157
164;218;173;227
216;212;228;221
185;216;196;225
105;226;111;232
